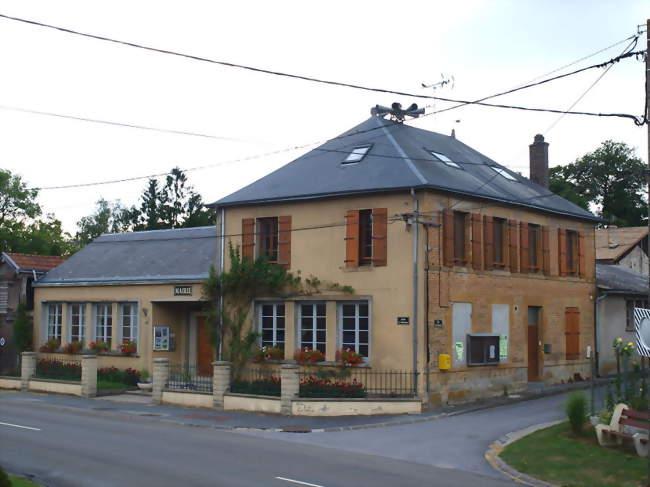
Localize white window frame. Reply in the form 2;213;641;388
489;165;517;181
298;302;327;353
337;301;371;360
119;302;138;347
68;303;85;343
428;150;461;169
342;145;372;164
94;303;112;345
257;302;285;349
47;302;63;340
154;326;170;351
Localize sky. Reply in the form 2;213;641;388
0;0;647;234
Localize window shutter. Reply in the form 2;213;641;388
519;223;529;273
483;216;494;270
471;213;482;270
542;226;551;275
442;209;454;267
578;232;586;278
565;307;580;360
278;215;292;269
558;229;567;277
508;219;518;273
241;218;255;261
345;210;360;267
371;208;388;267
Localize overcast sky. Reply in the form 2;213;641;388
1;0;647;234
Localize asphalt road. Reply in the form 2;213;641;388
0;401;515;487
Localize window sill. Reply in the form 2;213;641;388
342;266;374;272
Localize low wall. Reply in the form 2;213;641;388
292;398;422;416
0;376;21;390
29;378;82;396
162;389;213;408
224;393;281;414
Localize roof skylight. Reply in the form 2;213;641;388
343;145;372;164
489;166;517;181
429;150;461;169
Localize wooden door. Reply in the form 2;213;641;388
527;307;541;381
197;316;213;376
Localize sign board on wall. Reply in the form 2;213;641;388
434;319;443;328
397;316;410;325
174;285;192;296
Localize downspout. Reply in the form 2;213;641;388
594;291;607;377
424;224;430;394
218;207;226;361
411;188;419;393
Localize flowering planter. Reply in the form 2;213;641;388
137;382;153;391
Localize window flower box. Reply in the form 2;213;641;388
63;341;83;354
119;340;137;356
39;338;61;353
336;348;364;367
253;345;284;362
89;340;110;353
294;348;325;364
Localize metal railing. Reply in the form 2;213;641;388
167;364;213;393
298;369;418;398
34;357;82;381
231;368;281;397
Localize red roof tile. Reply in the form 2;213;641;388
5;253;66;272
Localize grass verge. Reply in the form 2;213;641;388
9;475;41;486
500;422;645;487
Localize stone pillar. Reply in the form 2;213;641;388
20;352;37;391
152;358;169;405
280;363;299;416
212;361;231;410
81;355;97;398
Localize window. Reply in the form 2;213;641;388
528;224;541;270
154;326;170;351
339;302;370;358
299;303;326;353
95;303;112;345
343;145;371;164
120;303;138;346
345;208;387;267
359;209;373;266
258;217;279;263
47;303;63;341
489;166;517;181
493;218;506;266
453;211;468;263
69;303;85;342
428;150;461;169
467;334;500;366
566;230;578;274
0;281;7;314
259;303;285;349
626;299;649;331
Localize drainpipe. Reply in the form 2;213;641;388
594;291;607;377
411;188;419;394
218;207;226;361
424;224;430;394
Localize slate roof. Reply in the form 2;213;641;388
596;227;647;263
36;226;216;286
2;252;66;273
209;116;597;221
596;263;648;295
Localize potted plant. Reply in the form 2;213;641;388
294;347;325;364
336;348;364;367
119;340;137;355
137;368;152;391
39;338;60;353
63;341;83;354
253;345;284;362
89;340;110;353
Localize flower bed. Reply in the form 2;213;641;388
35;359;81;381
231;376;281;397
97;366;140;386
299;375;366;398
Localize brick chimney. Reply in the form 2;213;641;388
529;134;549;188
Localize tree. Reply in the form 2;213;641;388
549;141;646;226
13;302;33;353
75;198;133;246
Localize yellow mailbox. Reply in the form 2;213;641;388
438;353;451;371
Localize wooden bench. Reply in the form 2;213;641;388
596;403;649;457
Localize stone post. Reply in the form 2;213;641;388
81;355;98;398
280;363;299;416
152;358;169;405
20;352;37;391
212;361;231;410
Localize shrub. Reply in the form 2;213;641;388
63;341;83;354
89;341;110;353
35;359;81;380
0;466;10;487
299;375;366;398
566;392;588;435
39;338;60;353
97;366;140;386
253;345;284;362
294;348;325;364
13;302;33;352
231;377;281;396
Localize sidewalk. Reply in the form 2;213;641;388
0;378;606;432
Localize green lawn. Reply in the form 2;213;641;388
500;422;646;487
9;475;41;486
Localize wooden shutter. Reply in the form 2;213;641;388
471;213;482;270
542;226;551;276
371;208;388;267
578;232;585;278
345;210;360;267
565;307;580;360
483;216;494;271
558;229;567;277
508;219;518;273
442;208;454;267
241;218;255;261
519;223;529;274
278;215;292;269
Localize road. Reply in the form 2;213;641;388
1;400;514;487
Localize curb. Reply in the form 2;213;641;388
484;420;562;487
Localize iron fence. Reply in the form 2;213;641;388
34;357;82;381
298;369;418;398
167;364;213;393
231;368;281;397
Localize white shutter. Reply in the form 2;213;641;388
0;281;8;314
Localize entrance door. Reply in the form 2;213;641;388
196;316;213;376
527;307;541;381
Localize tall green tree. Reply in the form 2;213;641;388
75;198;134;246
13;302;33;353
549;140;646;226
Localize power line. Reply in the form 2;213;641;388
0;12;645;125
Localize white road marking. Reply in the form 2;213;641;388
275;477;325;487
0;421;41;431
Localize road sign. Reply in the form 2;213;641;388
634;307;650;357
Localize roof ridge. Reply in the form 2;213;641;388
375;117;427;185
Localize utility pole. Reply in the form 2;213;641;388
645;18;649;487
